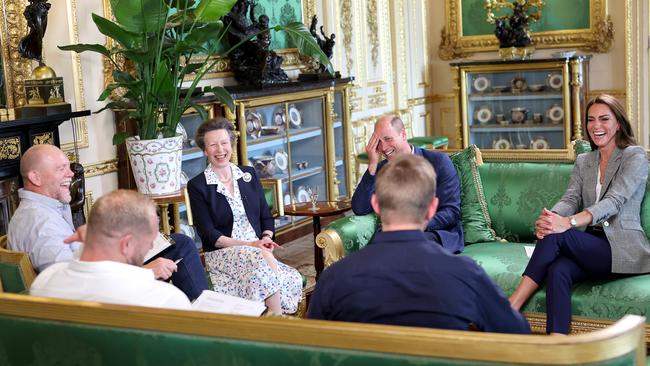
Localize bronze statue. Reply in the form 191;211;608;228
18;0;51;63
486;0;543;49
307;15;336;73
223;0;288;86
69;162;86;228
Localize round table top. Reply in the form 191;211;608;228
283;200;352;217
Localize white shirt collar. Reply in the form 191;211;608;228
204;163;245;186
18;188;69;211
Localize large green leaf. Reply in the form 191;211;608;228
92;13;141;49
279;22;333;74
58;43;110;57
203;85;234;112
194;0;237;22
151;62;175;103
184;22;224;47
110;0;167;33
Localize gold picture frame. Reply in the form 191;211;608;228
439;0;614;60
0;0;30;108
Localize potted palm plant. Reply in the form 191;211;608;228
60;0;331;195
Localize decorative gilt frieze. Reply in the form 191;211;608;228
366;0;379;68
340;0;354;74
0;137;21;160
368;93;387;109
83;159;118;178
302;0;316;22
84;191;95;221
586;89;626;100
33;132;53;145
407;94;456;107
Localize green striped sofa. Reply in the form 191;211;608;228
0;293;645;365
316;150;650;341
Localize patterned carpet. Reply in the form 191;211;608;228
275;234;316;289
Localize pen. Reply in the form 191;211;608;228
174;257;183;265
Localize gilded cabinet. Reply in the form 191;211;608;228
451;56;590;160
227;78;354;233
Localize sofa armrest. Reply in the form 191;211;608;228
315;214;380;268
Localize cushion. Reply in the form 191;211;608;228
408;136;449;149
449;145;498;244
479;162;573;242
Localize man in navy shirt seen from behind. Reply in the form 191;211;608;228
308;154;530;334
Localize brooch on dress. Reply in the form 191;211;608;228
242;172;252;182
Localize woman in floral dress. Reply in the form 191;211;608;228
187;118;302;314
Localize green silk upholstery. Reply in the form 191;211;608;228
462;243;650;321
478;162;573;242
450;146;498;243
264;188;274;212
408;136;449;149
324;213;379;255
0;263;28;294
0;314;639;366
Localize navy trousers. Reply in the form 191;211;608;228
163;233;209;301
523;228;612;334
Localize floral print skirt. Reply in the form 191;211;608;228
204;246;302;314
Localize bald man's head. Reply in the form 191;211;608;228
20;144;74;203
85;190;158;266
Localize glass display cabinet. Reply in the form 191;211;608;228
227;78;354;233
451;56;590;160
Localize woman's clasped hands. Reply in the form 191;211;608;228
250;236;280;252
535;208;572;240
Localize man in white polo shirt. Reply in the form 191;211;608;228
30;189;191;310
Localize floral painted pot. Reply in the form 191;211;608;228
125;135;183;196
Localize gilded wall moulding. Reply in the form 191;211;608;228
407;94;456;107
0;0;30;107
340;0;354;74
439;0;613;60
84;159;118;178
366;0;380;68
368;93;387;109
33;132;53;145
0;137;21;160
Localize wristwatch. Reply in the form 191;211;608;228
569;216;577;228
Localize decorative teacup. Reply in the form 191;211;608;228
253;157;276;178
510;108;528;124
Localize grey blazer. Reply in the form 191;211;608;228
552;146;650;274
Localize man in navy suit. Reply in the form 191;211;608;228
309;154;530;334
351;114;464;253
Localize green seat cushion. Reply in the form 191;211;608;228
0;263;28;294
264;188;274;212
356;152;369;162
450;146;497;244
408;136;449;149
479;162;573;242
463;242;650;322
324;214;379;255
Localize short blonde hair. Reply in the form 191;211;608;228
86;189;157;243
375;154;437;224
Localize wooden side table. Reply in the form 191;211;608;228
150;188;192;235
283;200;351;279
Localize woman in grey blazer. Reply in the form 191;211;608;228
509;94;650;334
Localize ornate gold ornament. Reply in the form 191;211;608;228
439;0;613;60
0;0;31;107
32;132;53;145
0;137;21;160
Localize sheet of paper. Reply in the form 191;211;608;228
192;290;266;317
524;245;535;259
144;233;173;263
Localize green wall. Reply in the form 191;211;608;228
254;0;303;49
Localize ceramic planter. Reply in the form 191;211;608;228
125;135;183;196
